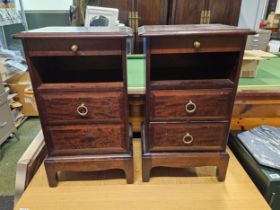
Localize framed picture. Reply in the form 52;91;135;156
85;6;119;28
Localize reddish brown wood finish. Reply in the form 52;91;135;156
149;89;233;121
26;39;122;56
139;24;253;182
45;124;127;156
45;154;134;187
38;90;125;124
142;153;230;182
149;35;244;54
14;27;134;186
148;122;229;152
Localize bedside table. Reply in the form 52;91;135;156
14;27;134;186
138;24;254;182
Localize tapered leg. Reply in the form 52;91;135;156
142;158;152;182
124;161;134;184
216;153;230;182
44;161;58;187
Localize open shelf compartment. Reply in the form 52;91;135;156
31;55;124;83
150;52;240;81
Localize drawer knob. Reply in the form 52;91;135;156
0;121;7;128
71;44;78;52
77;103;88;117
193;41;201;49
182;133;194;145
185;100;197;114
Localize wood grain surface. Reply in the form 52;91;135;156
39;90;125;124
14;139;270;210
148;122;228;151
45;124;127;156
149;89;233;121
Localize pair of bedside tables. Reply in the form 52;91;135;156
14;24;253;187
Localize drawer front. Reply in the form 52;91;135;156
150;36;244;54
148;122;229;152
27;39;122;56
45;124;127;156
0;103;14;141
39;90;125;124
150;89;233;121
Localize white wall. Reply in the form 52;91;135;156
15;0;72;11
238;0;269;29
276;0;280;13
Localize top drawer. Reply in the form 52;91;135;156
150;35;245;54
150;89;233;121
26;39;122;56
38;90;125;124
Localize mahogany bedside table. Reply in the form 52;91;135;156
14;27;134;187
138;24;254;182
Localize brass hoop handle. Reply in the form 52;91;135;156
185;100;197;114
194;41;201;49
71;44;78;52
182;133;194;145
77;103;88;117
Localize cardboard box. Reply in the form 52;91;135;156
245;30;272;51
7;72;38;116
267;12;280;28
241;50;276;78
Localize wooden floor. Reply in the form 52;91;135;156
15;139;271;210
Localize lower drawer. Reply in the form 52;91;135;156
44;124;128;156
0;103;15;143
148;122;229;152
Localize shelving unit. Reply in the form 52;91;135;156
0;73;19;158
0;0;28;48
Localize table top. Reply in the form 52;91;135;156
138;24;254;37
14;139;270;210
13;26;133;39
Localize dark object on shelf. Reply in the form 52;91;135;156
90;15;109;26
229;132;280;210
13;26;134;187
139;24;254;182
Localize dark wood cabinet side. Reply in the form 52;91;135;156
171;0;207;24
136;0;169;26
208;0;242;25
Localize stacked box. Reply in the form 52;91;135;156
246;30;272;51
